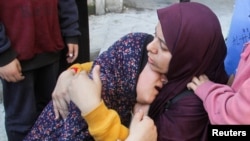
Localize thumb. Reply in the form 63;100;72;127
92;65;101;86
15;59;22;72
132;109;144;122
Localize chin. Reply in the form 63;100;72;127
145;99;154;105
151;66;166;74
151;67;161;74
148;64;157;71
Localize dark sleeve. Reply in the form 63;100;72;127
58;0;81;43
0;22;17;67
0;22;10;53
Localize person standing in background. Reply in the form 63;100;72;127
59;0;90;73
0;0;80;140
180;0;190;2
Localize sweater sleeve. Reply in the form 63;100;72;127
68;62;93;73
58;0;81;38
0;22;17;66
195;80;250;124
83;101;129;141
0;22;10;53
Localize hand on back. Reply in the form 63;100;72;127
187;74;209;91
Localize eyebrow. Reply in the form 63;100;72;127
157;35;167;46
155;27;167;46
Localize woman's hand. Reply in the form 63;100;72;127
126;110;157;141
68;65;102;115
52;69;75;119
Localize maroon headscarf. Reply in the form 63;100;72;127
148;2;228;140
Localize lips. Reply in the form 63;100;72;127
148;55;154;64
154;86;162;93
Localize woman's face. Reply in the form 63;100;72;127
136;22;171;104
136;63;166;104
136;23;172;104
147;22;172;74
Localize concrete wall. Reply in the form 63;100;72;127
123;0;174;10
105;0;123;13
88;0;123;15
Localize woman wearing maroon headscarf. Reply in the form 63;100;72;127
148;2;228;140
24;2;228;141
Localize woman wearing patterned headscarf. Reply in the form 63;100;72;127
24;32;156;140
24;2;228;141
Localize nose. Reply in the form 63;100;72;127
161;75;168;85
147;38;158;54
156;78;164;90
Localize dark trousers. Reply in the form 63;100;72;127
2;61;59;141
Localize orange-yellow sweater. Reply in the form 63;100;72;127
69;62;93;73
83;101;129;141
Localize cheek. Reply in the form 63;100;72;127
136;86;144;102
165;53;172;72
159;56;171;73
144;89;158;104
137;86;157;104
136;85;150;102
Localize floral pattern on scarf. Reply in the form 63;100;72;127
24;32;153;141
